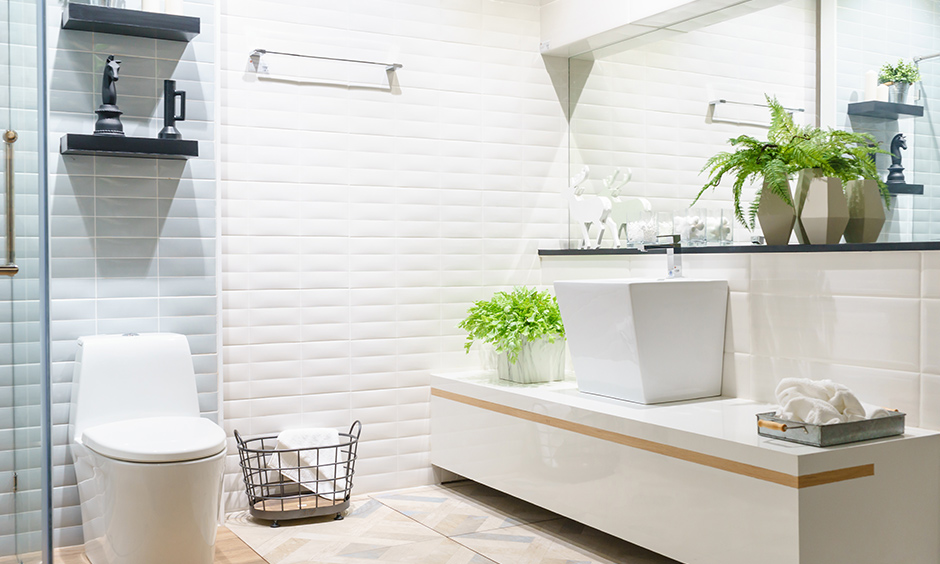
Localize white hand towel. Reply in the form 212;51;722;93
774;378;870;425
267;428;347;501
862;403;893;420
830;388;866;421
778;396;845;425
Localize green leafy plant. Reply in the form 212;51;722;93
694;95;888;228
879;59;921;84
817;128;891;208
458;287;565;363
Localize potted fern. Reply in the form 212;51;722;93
879;59;920;104
695;96;886;245
458;287;566;384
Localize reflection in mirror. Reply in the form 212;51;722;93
568;1;817;249
828;0;940;242
566;0;940;251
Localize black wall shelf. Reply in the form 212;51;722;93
847;101;923;119
886;183;924;195
60;134;198;159
538;241;940;256
62;4;200;42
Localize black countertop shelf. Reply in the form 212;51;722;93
886;183;924;195
60;134;198;159
847;101;924;119
538;241;940;256
62;4;200;42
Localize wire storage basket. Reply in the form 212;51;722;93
235;421;361;526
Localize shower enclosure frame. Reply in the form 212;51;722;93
8;0;50;561
36;0;51;558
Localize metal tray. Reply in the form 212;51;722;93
756;411;905;447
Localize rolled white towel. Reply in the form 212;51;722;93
267;428;348;501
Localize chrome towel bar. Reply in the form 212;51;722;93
249;49;402;72
707;99;805;128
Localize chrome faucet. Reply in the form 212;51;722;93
637;234;682;278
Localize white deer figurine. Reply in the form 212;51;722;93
565;166;620;249
605;168;637;240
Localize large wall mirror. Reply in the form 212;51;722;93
558;0;940;254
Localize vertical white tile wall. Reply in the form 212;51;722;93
219;0;567;510
46;0;217;548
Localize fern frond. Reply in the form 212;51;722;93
747;193;761;230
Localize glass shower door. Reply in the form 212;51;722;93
0;0;47;562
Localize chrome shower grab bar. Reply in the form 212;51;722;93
0;130;18;277
914;52;940;63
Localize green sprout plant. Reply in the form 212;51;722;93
694;95;888;229
879;59;921;85
458;287;565;364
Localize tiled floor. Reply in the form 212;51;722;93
226;481;679;564
52;526;266;564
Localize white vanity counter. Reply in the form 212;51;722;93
431;371;940;564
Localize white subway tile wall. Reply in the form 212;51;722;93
219;0;568;511
541;250;940;430
218;0;825;513
47;0;217;548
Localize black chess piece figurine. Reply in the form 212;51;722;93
94;55;124;137
887;133;908;185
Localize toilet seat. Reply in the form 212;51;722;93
82;416;226;463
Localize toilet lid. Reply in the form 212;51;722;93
82;416;227;463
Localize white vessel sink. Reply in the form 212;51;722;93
554;278;728;405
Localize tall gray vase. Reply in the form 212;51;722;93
756;180;795;246
844;179;886;243
793;168;821;244
798;171;848;245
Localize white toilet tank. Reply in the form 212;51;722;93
70;333;200;441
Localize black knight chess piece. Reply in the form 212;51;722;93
94;55;124;137
887;133;907;185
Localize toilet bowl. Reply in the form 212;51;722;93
69;333;226;564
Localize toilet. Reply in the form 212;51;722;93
68;333;226;564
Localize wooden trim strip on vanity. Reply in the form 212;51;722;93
431;388;875;489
